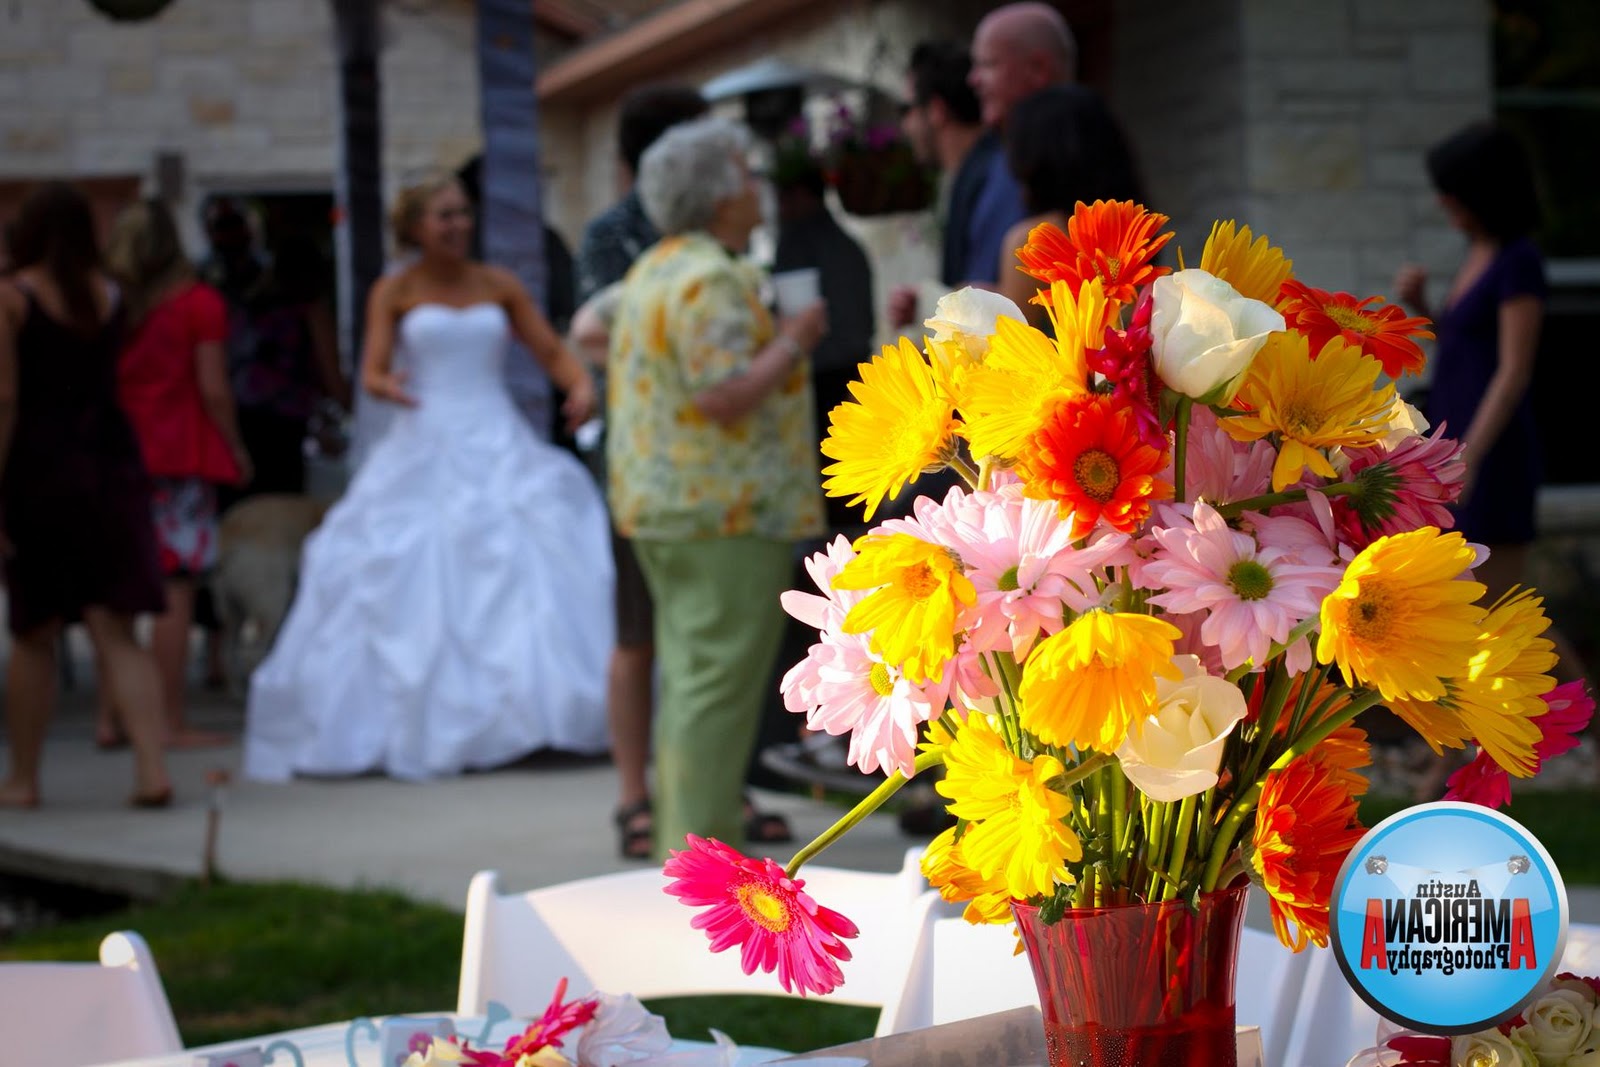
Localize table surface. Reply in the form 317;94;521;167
93;1011;1265;1067
92;1013;789;1067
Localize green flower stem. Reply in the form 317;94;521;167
1162;794;1199;901
1286;661;1333;739
785;749;946;879
1057;751;1113;790
1111;766;1130;883
1173;397;1194;504
986;653;1023;752
1198;688;1386;892
1214;481;1359;520
1240;664;1293;790
948;452;982;490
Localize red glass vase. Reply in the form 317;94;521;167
1012;884;1249;1067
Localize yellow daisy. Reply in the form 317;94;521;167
821;338;961;520
921;825;1016;925
1199;220;1294;306
834;532;976;684
1223;332;1397;491
1316;527;1485;704
1018;610;1184;752
1458;588;1557;775
956;278;1108;461
935;714;1080;900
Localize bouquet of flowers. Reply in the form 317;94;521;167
662;199;1594;998
1364;975;1600;1066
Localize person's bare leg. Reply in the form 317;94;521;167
1;622;62;807
90;632;125;748
609;641;655;813
84;608;172;802
150;577;226;748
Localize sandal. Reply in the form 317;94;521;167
613;798;654;860
743;793;793;844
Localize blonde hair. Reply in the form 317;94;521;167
389;174;465;251
105;197;192;325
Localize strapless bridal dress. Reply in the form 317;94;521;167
244;302;614;781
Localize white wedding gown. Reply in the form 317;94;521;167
244;302;615;781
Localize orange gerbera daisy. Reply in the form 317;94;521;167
1250;752;1366;951
1014;392;1172;539
1278;280;1435;379
1014;201;1173;304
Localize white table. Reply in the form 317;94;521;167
92;1012;789;1067
94;1009;1265;1067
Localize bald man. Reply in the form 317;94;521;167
970;2;1078;129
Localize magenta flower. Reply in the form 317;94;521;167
1446;680;1595;808
1331;428;1465;549
1088;288;1165;449
462;977;599;1065
663;836;860;997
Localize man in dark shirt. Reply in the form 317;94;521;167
886;40;1027;330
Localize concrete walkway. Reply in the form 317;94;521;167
0;683;912;911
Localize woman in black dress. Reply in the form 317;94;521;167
0;182;172;808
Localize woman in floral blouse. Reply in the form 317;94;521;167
608;116;828;859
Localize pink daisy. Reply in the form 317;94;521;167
1446;680;1595;809
663;835;860;997
780;535;865;634
1168;404;1274;506
1329;428;1465;550
468;977;599;1065
1142;501;1342;672
953;484;1131;658
780;630;946;777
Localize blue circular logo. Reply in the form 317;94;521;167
1329;801;1568;1034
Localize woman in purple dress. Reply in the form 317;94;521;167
1395;123;1546;599
0;183;173;808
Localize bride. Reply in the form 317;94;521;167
243;176;614;781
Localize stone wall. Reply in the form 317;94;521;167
1240;0;1492;313
0;0;482;249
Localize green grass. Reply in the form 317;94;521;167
0;880;877;1052
1358;789;1600;884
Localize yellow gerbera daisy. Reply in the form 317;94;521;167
1223;332;1397;491
834;532;976;684
956;278;1108;461
1457;588;1557;776
1316;527;1485;703
922;824;1017;925
1018;610;1183;752
935;714;1080;900
1199;220;1294;306
821;338;961;520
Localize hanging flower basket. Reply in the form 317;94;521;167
830;142;934;217
84;0;176;21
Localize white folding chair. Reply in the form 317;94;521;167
0;930;182;1067
878;896;1309;1058
457;847;935;1028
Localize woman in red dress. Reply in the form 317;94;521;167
107;198;252;747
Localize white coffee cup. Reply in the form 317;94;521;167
772;268;822;316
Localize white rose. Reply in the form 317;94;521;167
1149;268;1285;403
1509;988;1595;1063
1450;1030;1531;1066
924;287;1026;363
1566;1045;1600;1067
404;1038;466;1067
1115;655;1248;802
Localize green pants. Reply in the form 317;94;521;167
633;535;793;860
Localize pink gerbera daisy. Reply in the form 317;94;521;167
466;977;599;1065
1167;404;1275;507
663;836;860;996
1330;428;1465;550
1143;501;1342;671
1446;680;1595;808
780;535;867;635
953;484;1131;658
780;630;946;777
